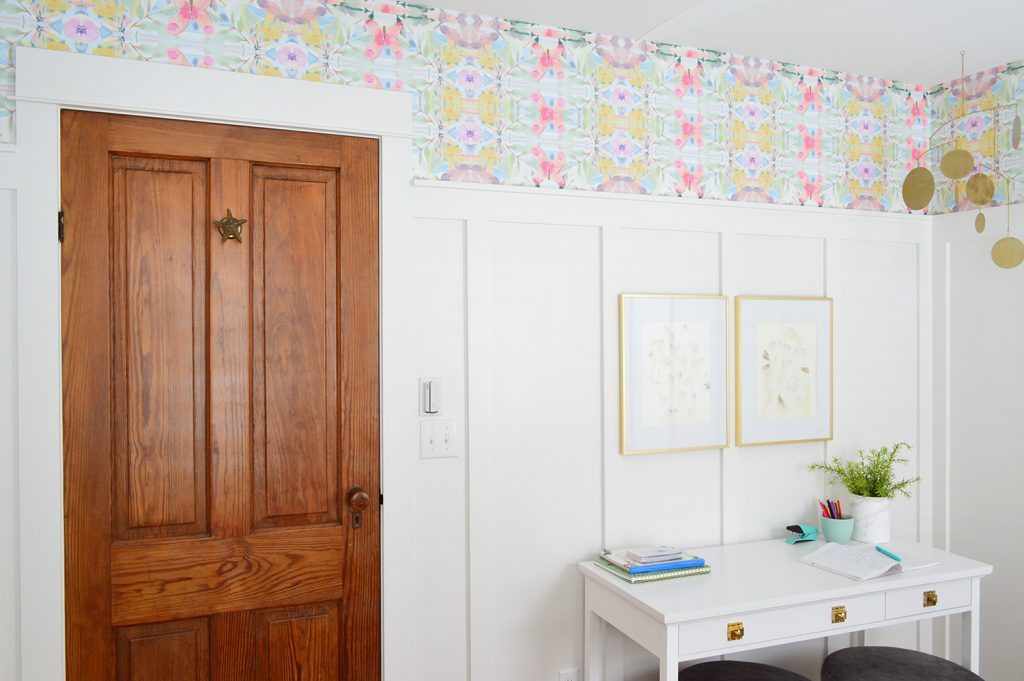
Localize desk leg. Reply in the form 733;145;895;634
584;588;604;681
961;578;981;674
659;626;678;681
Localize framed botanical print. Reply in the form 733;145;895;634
619;294;729;454
735;296;833;446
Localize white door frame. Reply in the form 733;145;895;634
7;46;419;680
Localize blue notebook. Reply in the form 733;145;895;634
601;550;706;574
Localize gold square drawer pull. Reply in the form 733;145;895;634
924;590;938;607
832;605;847;624
727;622;744;641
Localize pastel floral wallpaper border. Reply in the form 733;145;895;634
0;0;1018;213
928;59;1024;214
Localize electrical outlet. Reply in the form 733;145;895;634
557;668;579;681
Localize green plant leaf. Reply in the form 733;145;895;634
808;442;919;499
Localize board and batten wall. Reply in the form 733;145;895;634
0;48;940;681
0;170;933;681
931;207;1024;681
407;182;932;681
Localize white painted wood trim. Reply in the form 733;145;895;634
413;178;932;222
6;46;414;681
410;185;931;244
14;47;414;139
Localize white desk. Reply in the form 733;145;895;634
580;539;992;681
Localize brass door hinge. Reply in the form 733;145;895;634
57;210;65;244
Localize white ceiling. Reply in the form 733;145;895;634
435;0;1024;85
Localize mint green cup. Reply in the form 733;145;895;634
820;516;855;544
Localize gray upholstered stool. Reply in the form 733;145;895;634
821;646;984;681
679;660;811;681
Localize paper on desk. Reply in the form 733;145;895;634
799;543;938;581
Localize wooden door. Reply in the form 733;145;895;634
61;111;380;681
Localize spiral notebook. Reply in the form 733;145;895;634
594;559;711;584
799;543;937;581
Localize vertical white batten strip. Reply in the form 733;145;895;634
465;217;494;681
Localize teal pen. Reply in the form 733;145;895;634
875;546;901;561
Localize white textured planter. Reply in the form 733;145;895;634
851;495;891;543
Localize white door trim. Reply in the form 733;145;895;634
8;45;416;681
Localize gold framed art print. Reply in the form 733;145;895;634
619;294;729;455
735;296;833;447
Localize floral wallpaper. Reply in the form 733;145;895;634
929;60;1024;214
0;0;943;211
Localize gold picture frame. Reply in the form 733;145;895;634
735;295;833;447
619;293;729;455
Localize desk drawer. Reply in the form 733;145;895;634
886;579;972;619
677;593;885;655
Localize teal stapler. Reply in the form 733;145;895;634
786;524;819;544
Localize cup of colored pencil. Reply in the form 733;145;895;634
819;498;854;544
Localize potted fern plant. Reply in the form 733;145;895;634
808;442;919;543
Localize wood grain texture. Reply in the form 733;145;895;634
252;166;339;528
62;109;116;681
116;618;210;681
107;114;343;167
209;158;253;539
259;603;339;681
111;155;209;540
64;112;381;681
210;611;259;681
111;527;345;626
336;136;381;681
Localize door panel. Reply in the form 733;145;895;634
259;602;339;681
116;618;210;681
111;155;209;541
110;527;345;626
62;111;380;681
252;166;339;529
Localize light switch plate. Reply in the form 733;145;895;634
557;668;578;681
420;418;458;459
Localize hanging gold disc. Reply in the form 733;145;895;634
902;167;935;210
975;212;986;233
940;148;974;180
992;236;1024;269
1013;114;1022;149
966;172;995;205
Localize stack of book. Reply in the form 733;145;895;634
596;545;710;584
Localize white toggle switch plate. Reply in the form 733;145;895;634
420;419;458;459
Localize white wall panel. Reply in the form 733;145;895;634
602;227;724;681
0;189;18;681
731;234;826;544
827;238;921;651
827;240;920;536
940;229;1024;680
603;227;723;550
411;218;469;681
468;221;603;681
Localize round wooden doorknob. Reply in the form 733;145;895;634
347;488;371;511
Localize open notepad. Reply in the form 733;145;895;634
799;543;938;581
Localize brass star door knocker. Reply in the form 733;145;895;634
213;209;246;243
